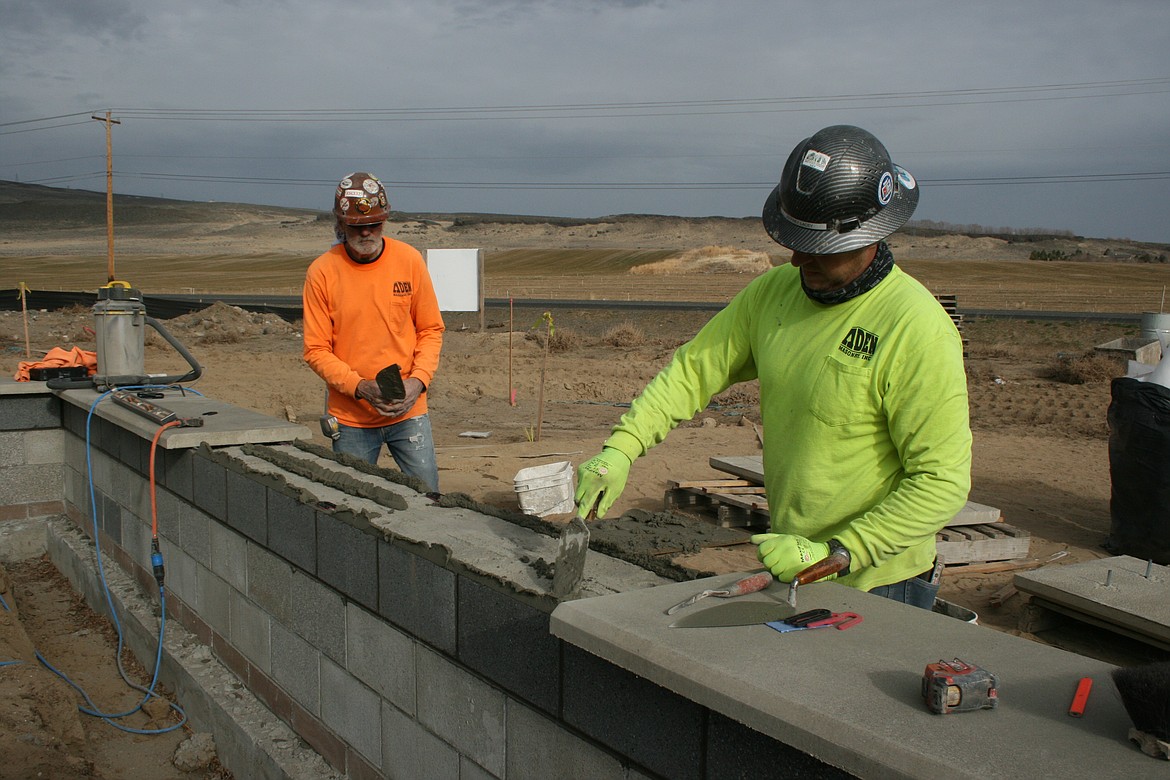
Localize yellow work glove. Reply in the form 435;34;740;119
749;533;832;582
574;447;631;519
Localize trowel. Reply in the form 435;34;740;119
787;549;851;609
551;510;591;599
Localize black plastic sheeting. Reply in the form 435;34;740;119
0;289;303;322
1106;376;1170;564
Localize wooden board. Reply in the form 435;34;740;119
935;523;1031;565
706;455;1003;528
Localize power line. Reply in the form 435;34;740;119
4;76;1168;130
36;169;1169;191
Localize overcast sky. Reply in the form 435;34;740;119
2;1;1169;243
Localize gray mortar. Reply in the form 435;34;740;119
291;439;432;496
229;442;730;589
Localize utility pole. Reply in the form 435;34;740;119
91;111;121;282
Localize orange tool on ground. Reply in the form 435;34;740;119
1069;677;1093;718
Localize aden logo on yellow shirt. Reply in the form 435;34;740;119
393;281;412;296
839;326;878;361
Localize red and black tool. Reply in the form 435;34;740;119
922;658;998;714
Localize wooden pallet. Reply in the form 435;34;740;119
664;479;770;529
666;475;1027;564
706;457;1004;529
936;523;1031;565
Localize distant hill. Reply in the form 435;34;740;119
1;180;1167;264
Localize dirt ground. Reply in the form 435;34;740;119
2;203;1170;777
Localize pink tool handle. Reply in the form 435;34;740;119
725;571;774;597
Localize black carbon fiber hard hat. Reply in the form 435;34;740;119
762;125;918;254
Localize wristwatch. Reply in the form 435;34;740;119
828;538;851;576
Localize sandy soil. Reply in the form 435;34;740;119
2;202;1169;777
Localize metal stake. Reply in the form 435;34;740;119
1104;569;1113;587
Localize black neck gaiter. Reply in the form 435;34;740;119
801;241;894;305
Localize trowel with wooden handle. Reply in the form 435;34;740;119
786;549;851;609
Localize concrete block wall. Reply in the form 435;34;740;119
0;392;67;562
2;389;850;780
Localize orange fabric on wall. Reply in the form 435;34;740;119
302;237;445;427
14;346;98;381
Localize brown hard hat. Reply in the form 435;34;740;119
333;172;390;225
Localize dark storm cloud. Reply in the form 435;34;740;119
1;1;1168;241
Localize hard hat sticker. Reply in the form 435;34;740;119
340;177;353;188
344;189;365;198
363;178;380;194
895;165;917;190
802;149;831;171
878;171;894;205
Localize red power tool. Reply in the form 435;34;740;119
922;658;998;714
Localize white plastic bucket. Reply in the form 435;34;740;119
1140;312;1170;352
514;460;575;516
933;597;979;625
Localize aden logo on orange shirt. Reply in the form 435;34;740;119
393;281;412;296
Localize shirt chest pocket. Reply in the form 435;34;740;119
809;356;880;427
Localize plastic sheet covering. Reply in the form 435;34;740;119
1106;376;1170;564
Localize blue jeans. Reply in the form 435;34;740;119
333;414;439;493
867;564;941;610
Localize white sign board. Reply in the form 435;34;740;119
424;248;483;313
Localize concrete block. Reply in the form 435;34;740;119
209;521;247;592
161;447;195;501
382;702;459;780
110;459;150;525
0;394;61;431
154;487;183;543
320;656;382;767
192;453;227;521
179;502;211;567
100;491;122;545
0;518;47;563
316;510;377;611
121;425;149;476
266;489;316;574
226;468;267;544
271;619;321;716
198;566;232;638
287;568;346;664
457;576;559;715
506;701;633;780
377;540;456;654
229;589;271;673
23;428;64;465
345;602;415;713
246;543;293;624
416;645;505;777
563;643;703;780
0;432;24;466
163;542;198;609
119;507;149;567
62;402;86;438
0;464;64;505
706;710;850;780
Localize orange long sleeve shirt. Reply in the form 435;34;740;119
303;237;445;427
